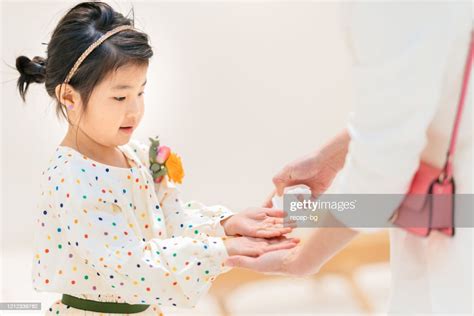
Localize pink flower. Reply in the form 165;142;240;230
156;146;171;164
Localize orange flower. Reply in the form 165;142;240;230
165;152;184;184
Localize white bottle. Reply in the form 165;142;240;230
271;186;312;210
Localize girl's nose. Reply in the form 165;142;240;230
128;98;141;113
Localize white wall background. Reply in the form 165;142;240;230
1;0;353;250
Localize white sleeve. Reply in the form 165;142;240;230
332;2;459;232
154;176;234;238
128;139;235;238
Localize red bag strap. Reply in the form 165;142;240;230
442;29;474;182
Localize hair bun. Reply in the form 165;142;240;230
16;55;47;102
16;55;47;83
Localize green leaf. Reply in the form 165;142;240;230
155;166;167;178
149;144;159;163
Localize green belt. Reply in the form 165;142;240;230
61;294;150;314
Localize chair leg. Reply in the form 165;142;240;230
345;274;373;314
214;293;231;316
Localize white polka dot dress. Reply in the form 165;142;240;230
32;138;234;315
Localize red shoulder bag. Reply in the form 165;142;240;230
390;30;473;237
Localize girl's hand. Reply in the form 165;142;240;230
221;207;297;238
223;236;300;257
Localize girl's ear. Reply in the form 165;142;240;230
55;83;81;110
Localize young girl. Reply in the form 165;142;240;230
16;2;299;315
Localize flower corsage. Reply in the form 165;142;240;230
148;136;184;184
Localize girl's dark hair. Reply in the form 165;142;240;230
15;1;153;125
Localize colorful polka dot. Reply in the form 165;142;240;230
35;140;234;307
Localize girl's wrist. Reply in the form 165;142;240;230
222;236;237;256
220;215;235;236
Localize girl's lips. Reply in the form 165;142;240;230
119;126;134;134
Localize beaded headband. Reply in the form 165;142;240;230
63;25;136;84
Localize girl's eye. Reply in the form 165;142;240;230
114;92;144;102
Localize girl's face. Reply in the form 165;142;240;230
74;63;148;147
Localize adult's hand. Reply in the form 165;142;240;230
224;244;317;277
225;226;358;276
264;129;350;207
223;236;300;258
